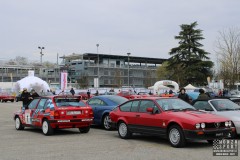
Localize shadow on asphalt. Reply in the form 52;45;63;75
109;133;228;148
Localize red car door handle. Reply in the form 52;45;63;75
136;115;140;117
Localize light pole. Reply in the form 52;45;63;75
38;46;45;65
127;52;131;87
96;44;99;86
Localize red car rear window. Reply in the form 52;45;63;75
54;98;86;107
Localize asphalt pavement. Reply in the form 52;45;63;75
0;102;239;160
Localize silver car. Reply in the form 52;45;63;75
192;99;240;137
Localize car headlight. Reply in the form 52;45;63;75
201;123;205;129
196;123;200;129
225;121;231;127
228;121;232;127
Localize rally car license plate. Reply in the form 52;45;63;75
67;111;81;115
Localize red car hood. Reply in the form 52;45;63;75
165;111;229;123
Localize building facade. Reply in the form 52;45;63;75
60;53;166;88
0;64;60;84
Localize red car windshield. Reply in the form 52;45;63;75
156;99;195;111
54;98;86;107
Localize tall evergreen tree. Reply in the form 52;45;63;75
168;22;213;86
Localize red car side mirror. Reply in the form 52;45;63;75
146;107;153;113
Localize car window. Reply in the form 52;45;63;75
210;99;240;111
120;101;132;112
55;98;86;107
139;100;156;113
37;99;47;109
88;98;106;106
130;100;139;112
44;99;54;109
104;96;128;105
28;99;39;109
193;101;213;111
156;99;195;111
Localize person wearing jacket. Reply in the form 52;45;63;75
21;88;32;109
178;88;190;103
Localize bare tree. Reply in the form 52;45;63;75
215;27;240;89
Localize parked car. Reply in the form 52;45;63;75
192;98;240;138
117;91;141;99
13;95;93;135
0;93;15;102
110;97;235;148
86;95;128;130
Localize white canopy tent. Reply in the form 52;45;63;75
14;71;50;93
184;84;197;90
149;80;179;95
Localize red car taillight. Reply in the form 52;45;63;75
54;111;60;119
89;110;93;117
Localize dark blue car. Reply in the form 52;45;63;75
86;95;128;130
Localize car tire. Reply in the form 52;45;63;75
102;114;112;130
118;121;132;139
79;126;90;133
15;117;24;130
42;120;53;135
168;125;186;148
11;100;14;103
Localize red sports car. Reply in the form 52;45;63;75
117;91;141;100
14;95;93;135
0;93;15;102
110;97;235;147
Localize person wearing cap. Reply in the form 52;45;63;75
178;88;190;103
20;88;32;109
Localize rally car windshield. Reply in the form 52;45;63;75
55;98;86;107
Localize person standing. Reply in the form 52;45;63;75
21;88;32;109
70;88;75;96
197;89;209;100
31;89;39;98
95;90;99;96
87;90;91;99
178;88;190;103
218;89;223;97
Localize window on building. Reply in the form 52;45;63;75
104;79;108;84
104;70;108;75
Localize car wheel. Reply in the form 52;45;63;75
168;125;186;148
15;117;24;130
102;114;112;130
11;100;14;102
42;120;53;135
118;121;132;139
79;126;90;133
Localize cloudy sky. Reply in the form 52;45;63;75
0;0;239;64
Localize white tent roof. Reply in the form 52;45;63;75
184;84;196;90
14;71;50;93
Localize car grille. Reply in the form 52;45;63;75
205;122;225;129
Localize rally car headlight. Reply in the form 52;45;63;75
196;123;200;129
201;123;205;129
